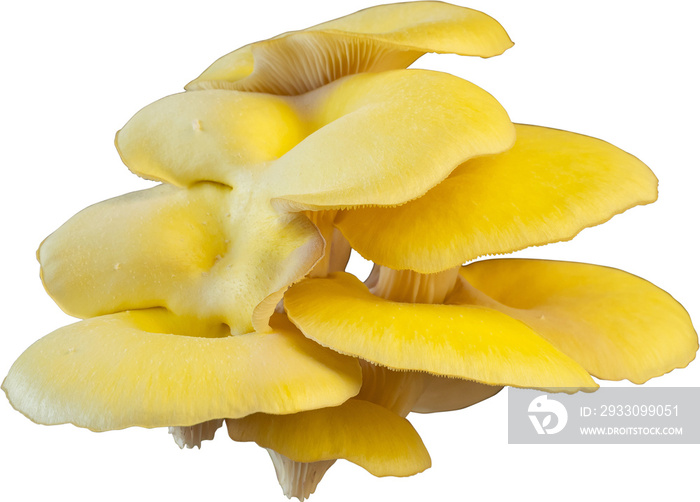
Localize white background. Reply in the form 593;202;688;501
1;1;698;500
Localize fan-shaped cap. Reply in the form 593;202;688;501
117;70;515;209
187;1;513;95
285;272;597;391
2;312;362;431
226;399;430;477
449;259;699;383
38;183;322;335
336;124;659;272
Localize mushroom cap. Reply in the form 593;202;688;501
2;312;362;431
187;1;513;95
117;70;515;210
38;183;322;335
336;124;659;273
226;399;431;477
449;258;699;383
285;272;597;392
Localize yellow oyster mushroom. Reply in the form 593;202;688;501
2;312;361;437
38;183;322;335
448;259;698;384
285;272;598;392
187;1;513;95
116;69;515;209
4;1;697;501
336;124;659;272
226;399;431;499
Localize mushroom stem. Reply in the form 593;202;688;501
305;211;351;277
267;449;336;501
356;360;427;416
369;265;460;304
327;229;352;274
169;419;223;449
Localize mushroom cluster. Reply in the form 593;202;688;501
3;2;697;500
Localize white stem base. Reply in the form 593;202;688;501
370;266;460;304
168;419;223;449
267;449;336;501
